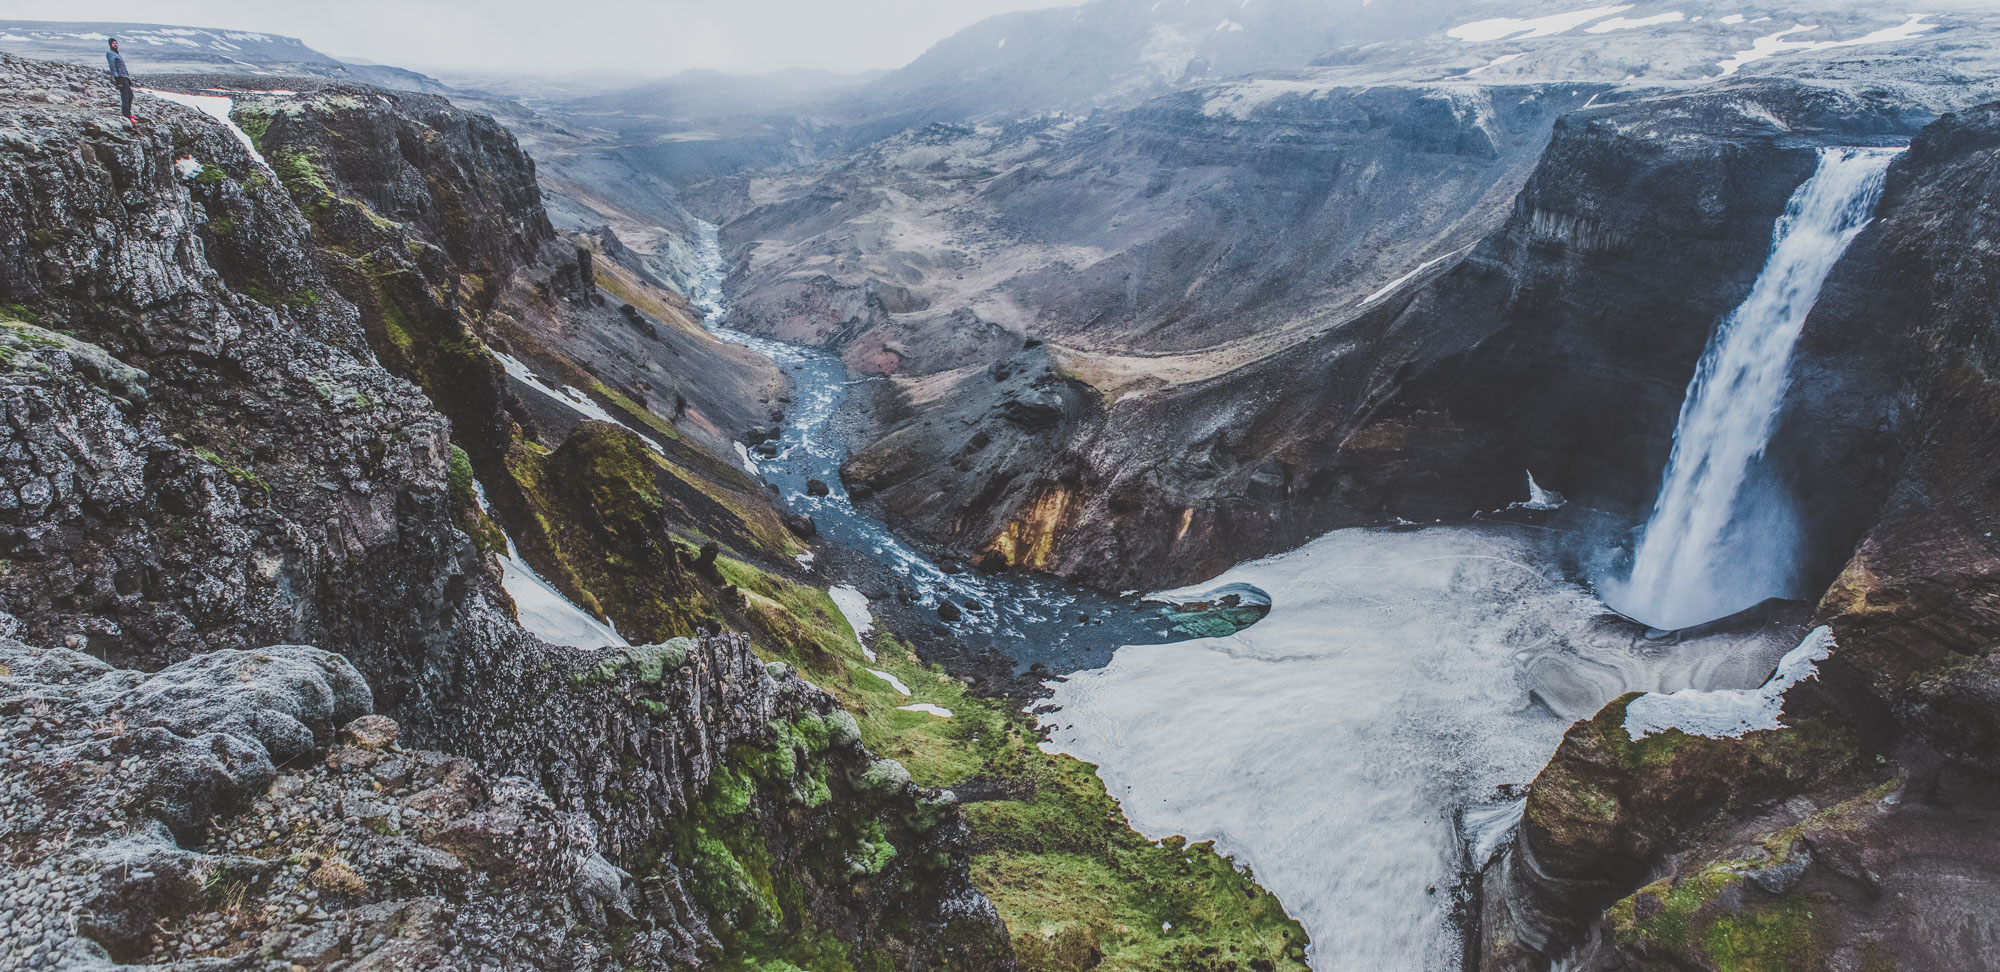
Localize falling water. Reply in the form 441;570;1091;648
1607;146;1900;631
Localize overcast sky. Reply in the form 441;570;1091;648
0;0;1079;76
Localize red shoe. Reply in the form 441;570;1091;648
127;115;138;124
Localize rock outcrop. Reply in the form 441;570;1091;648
0;54;1010;970
202;77;796;632
1;624;1006;970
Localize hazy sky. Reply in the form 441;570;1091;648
0;0;1080;76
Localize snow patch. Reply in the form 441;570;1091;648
1585;11;1685;33
1039;525;1800;966
829;585;874;643
867;669;912;696
1624;626;1834;739
1465;52;1526;76
1447;5;1633;42
1718;15;1938;77
1719;13;1747;24
1216;19;1245;32
1361;246;1471;305
1201;79;1335;119
174;157;203;180
898;703;954;718
144;89;266;165
1139;23;1201;80
493;351;664;455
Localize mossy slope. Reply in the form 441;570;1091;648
716;557;1312;972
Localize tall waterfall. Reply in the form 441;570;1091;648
1606;146;1900;631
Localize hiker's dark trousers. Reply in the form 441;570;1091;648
116;78;132;118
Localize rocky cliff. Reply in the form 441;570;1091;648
200;76;800;642
770;79;1927;592
1476;100;2000;972
0;54;1010;971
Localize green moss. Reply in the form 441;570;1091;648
239;279;319;309
634;715;904;972
593;381;682;442
447;445;476;506
1611;778;1902;957
195;163;228;186
572;639;694;687
1700;900;1822;971
1616;864;1741;952
0;321;61;350
190;446;269;495
273;150;333;215
854;820;898;876
231;106;273;150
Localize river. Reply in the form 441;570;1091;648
684;222;1266;673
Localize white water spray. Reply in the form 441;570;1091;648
1607;146;1899;631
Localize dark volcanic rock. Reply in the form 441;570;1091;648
782;510;819;539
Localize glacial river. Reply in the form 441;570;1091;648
685;222;1266;673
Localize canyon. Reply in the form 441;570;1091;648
3;1;2000;970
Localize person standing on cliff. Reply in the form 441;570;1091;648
106;38;135;124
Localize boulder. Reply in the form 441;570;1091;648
782;511;819;539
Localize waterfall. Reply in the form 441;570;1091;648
1606;146;1900;631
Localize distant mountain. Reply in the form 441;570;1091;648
0;20;451;93
847;0;1469;118
844;0;2000;120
